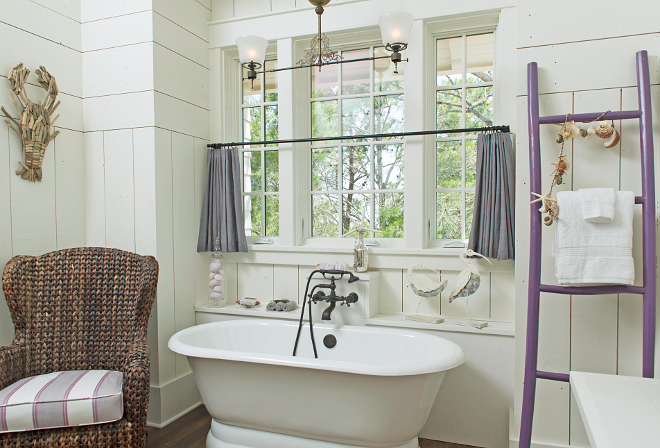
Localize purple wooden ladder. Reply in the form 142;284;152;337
519;50;656;448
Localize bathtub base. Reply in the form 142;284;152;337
207;420;419;448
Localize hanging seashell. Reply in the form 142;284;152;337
555;175;563;185
586;127;596;140
593;120;615;139
604;128;620;148
544;216;553;226
562;121;581;140
579;128;589;138
556;133;564;144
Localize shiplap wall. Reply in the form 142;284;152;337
211;0;370;21
0;0;85;346
208;261;515;322
513;2;660;447
81;0;211;427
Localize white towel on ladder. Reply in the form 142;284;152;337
555;190;635;285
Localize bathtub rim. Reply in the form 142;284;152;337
168;319;465;376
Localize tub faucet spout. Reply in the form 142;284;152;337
322;302;335;320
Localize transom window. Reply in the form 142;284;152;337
435;33;493;240
310;47;405;238
241;60;279;237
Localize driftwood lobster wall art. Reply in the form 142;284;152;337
1;63;60;182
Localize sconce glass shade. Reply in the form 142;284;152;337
236;35;268;65
378;12;414;47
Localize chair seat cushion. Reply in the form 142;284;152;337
0;370;124;434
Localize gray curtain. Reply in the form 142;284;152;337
468;132;515;260
197;147;248;253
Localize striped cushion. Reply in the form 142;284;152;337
0;370;124;434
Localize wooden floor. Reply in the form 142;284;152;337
146;405;480;448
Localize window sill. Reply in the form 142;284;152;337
365;313;514;337
194;304;514;337
245;243;475;257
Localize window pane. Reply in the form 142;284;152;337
266;195;279;236
374;46;404;92
467;33;493;84
264;60;278;102
375;144;404;189
312;147;338;191
342;193;370;235
265;150;278;192
375;193;403;238
265;105;278;145
243;67;261;104
342;146;369;191
244;195;262;236
312;194;339;237
312;63;338;98
243;107;262;145
465;191;475;239
374;94;404;138
437;90;462;131
342;48;370;95
437;192;462;239
437;141;462;188
342;97;370;137
312;100;338;138
243;151;262;192
436;37;463;86
466;139;477;188
466;86;493;129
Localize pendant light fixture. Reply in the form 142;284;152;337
236;1;414;78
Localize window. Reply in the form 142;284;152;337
310;47;405;239
435;33;493;240
241;60;279;237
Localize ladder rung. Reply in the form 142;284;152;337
540;284;645;295
537;371;570;382
539;110;642;124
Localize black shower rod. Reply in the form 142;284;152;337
207;125;510;149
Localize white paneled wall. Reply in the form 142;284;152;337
513;2;660;446
0;0;85;346
205;262;515;322
80;0;211;427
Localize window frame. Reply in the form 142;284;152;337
428;28;497;247
308;46;406;241
237;53;281;244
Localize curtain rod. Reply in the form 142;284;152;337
207;125;511;149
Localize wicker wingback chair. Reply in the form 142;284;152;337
0;247;158;448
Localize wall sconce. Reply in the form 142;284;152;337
378;12;414;74
236;35;268;88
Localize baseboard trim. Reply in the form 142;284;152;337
147;372;202;427
147;401;203;429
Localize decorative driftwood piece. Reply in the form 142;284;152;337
1;63;60;182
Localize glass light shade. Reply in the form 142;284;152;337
378;12;414;47
236;35;268;65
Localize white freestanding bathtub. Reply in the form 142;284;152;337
168;319;465;448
